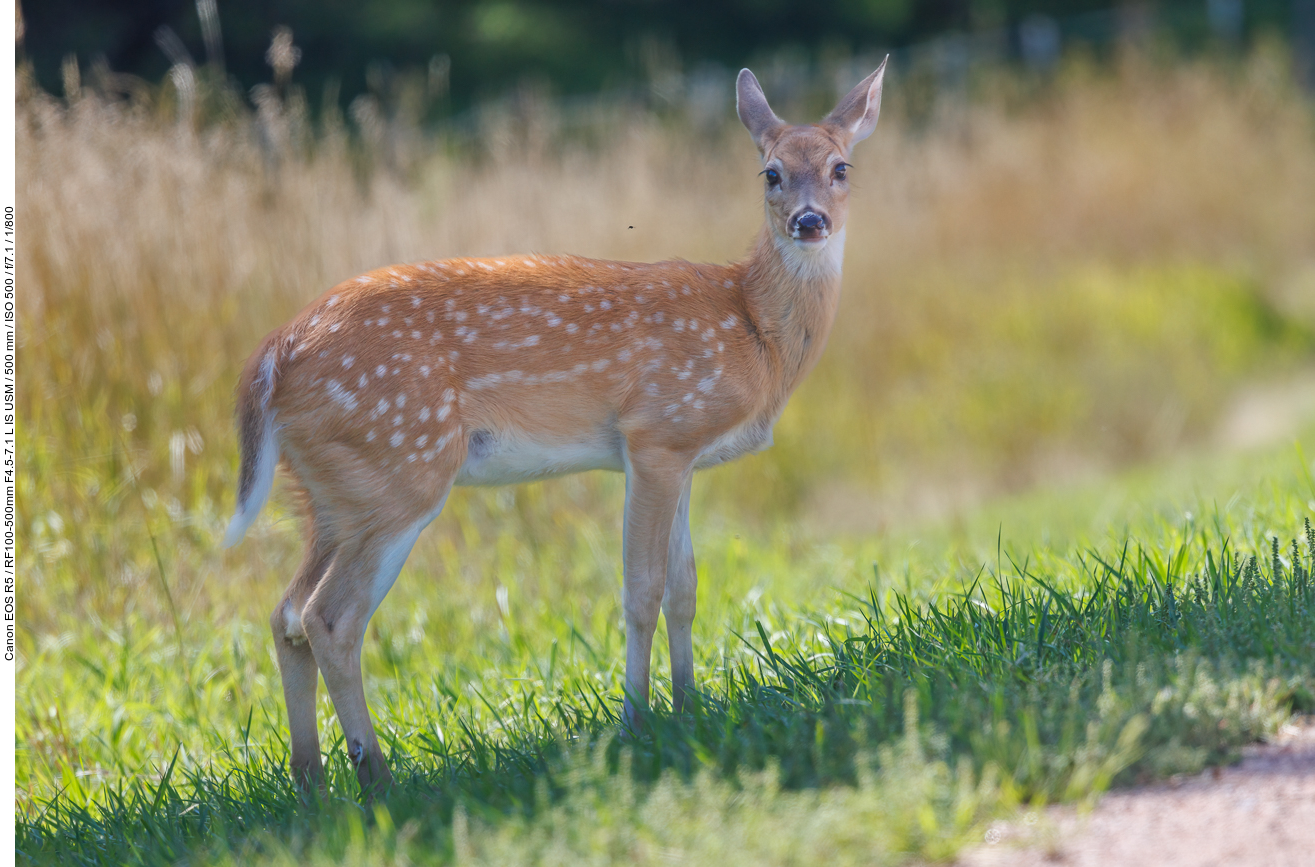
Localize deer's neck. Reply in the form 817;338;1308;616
737;225;846;400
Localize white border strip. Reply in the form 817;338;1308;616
3;0;19;854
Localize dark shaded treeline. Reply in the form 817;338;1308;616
19;0;1309;111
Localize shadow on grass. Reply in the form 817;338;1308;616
19;522;1315;866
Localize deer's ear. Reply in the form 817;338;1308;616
825;57;888;148
736;69;785;154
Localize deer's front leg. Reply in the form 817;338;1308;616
620;445;691;729
663;479;697;713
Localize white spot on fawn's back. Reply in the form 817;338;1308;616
325;380;359;411
467;372;503;390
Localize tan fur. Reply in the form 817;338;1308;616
228;61;887;799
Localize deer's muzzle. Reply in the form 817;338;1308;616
790;210;830;242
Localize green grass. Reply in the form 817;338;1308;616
18;433;1315;865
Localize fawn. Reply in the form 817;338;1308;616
224;60;887;796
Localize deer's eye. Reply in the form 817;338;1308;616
764;168;781;186
834;163;849;181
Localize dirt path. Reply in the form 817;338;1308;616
958;717;1315;867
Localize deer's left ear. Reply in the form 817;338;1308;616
825;57;888;148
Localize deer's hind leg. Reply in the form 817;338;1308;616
295;442;463;798
300;512;442;797
272;527;337;795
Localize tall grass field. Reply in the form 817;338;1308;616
17;47;1315;865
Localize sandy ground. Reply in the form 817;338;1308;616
958;717;1315;867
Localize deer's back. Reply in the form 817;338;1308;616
263;255;772;489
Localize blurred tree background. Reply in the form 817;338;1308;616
19;0;1315;115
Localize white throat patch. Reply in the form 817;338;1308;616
775;227;846;283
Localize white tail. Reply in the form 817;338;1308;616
227;59;888;797
222;342;282;547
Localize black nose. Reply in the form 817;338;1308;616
796;212;825;230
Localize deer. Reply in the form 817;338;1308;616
223;59;888;798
